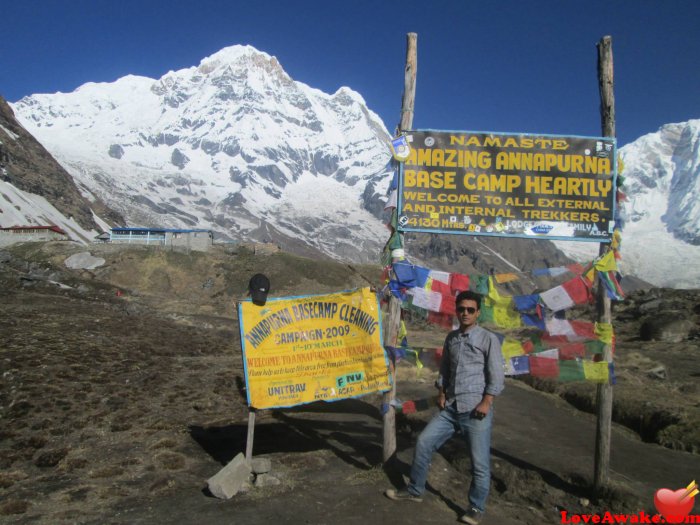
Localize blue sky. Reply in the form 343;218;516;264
2;0;698;146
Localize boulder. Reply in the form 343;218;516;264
251;457;271;474
64;252;106;270
640;313;694;343
206;452;252;499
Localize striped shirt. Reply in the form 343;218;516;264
437;325;505;413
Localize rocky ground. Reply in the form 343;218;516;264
0;241;698;524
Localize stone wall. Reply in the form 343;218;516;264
236;242;280;255
0;230;68;247
166;231;212;252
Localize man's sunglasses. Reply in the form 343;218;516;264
456;306;477;314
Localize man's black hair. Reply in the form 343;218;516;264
455;290;482;309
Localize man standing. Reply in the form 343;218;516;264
385;290;505;524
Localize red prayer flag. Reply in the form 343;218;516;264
440;294;456;316
558;342;586;360
566;263;584;275
450;273;470;293
569;320;596;339
561;277;592;305
541;334;570;346
529;355;560;378
431;279;452;296
428;311;453;330
401;400;417;414
522;340;535;354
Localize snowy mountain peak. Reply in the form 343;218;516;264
556;119;700;288
621;119;700;245
198;44;273;70
6;44;699;287
11;45;393;263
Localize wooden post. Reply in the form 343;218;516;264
382;32;418;464
593;35;615;494
382;292;401;463
245;409;256;463
399;33;418;133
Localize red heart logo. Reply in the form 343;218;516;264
654;488;695;523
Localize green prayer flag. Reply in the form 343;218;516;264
389;208;398;230
558;360;585;382
380;245;392;266
478;303;495;324
472;274;489;295
388;231;403;250
585;340;605;355
527;334;545;353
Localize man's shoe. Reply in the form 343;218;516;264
460;506;483;524
384;488;423;502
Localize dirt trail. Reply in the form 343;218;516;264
104;366;700;525
1;242;698;524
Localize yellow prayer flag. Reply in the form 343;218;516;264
594;322;614;344
495;272;519;284
398;320;408;341
594;250;617;272
405;349;424;374
493;306;523;329
611;229;622;250
487;277;513;306
486;277;521;328
502;338;525;360
583;361;610;383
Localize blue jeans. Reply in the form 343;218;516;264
407;405;493;512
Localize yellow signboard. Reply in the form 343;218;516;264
238;287;391;409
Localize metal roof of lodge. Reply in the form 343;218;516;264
111;227;212;233
1;225;68;234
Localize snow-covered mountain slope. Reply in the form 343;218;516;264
555;120;700;288
0;94;122;241
8;45;700;287
12;45;393;263
0;180;109;243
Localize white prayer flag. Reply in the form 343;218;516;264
545;318;577;337
540;285;575;311
428;270;450;284
409;287;443;312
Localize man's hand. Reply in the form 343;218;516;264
472;396;494;419
437;391;446;410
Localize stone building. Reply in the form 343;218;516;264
0;225;69;246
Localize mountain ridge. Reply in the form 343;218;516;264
11;45;394;263
4;44;699;287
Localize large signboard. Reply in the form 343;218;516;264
397;130;617;242
238;287;391;410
